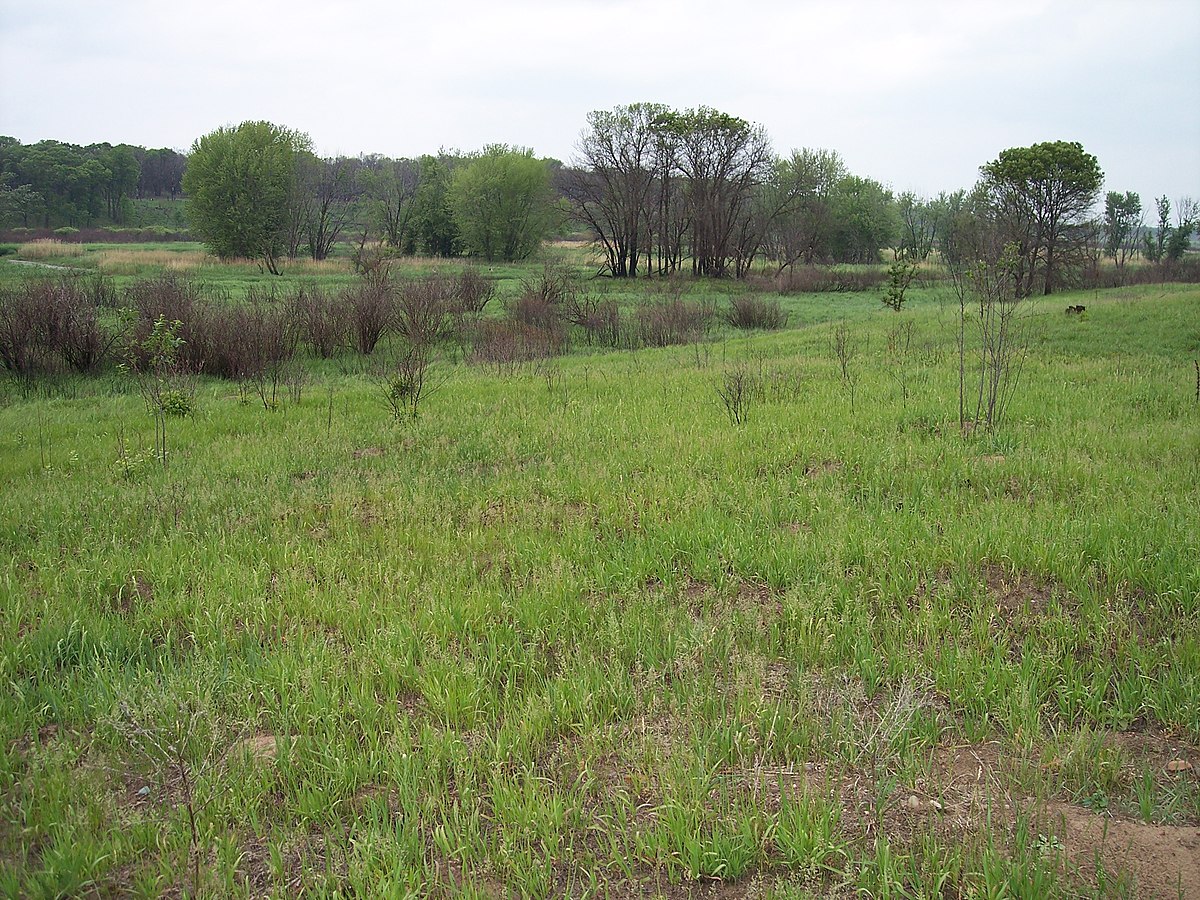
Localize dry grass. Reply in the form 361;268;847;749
16;239;88;260
95;248;205;274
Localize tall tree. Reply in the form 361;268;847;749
665;107;774;277
762;148;847;268
566;103;669;278
980;141;1103;295
829;175;899;263
183;121;310;274
448;146;556;262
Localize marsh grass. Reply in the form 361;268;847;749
1;260;1198;897
15;238;88;260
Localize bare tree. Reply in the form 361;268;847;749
566;104;667;278
669;107;774;278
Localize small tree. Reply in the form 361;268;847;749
1102;191;1143;270
124;315;194;467
880;255;919;311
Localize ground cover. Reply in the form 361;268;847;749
1;252;1198;897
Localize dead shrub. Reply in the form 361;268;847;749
124;273;203;369
288;284;345;358
0;285;43;375
343;273;394;355
748;266;886;294
41;279;124;372
468;318;565;375
634;297;715;347
722;295;788;330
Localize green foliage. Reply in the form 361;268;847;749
1102;190;1142;270
880;257;919;311
980;140;1103;295
830;175;899;263
411;155;459;257
182;121;311;273
0;138;141;228
448;146;556;262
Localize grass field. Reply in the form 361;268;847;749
1;248;1198;898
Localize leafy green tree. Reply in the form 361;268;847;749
980;141;1103;295
762;148;847;268
1102;191;1142;269
183;121;311;274
412;155;460;257
102;145;140;223
829;175;899;263
448;146;555;262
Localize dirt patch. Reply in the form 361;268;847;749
981;563;1058;615
1050;803;1200;899
351;447;385;459
803;459;843;478
107;573;153;615
230;733;292;764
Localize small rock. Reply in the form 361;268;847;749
136;785;151;797
929;799;944;812
905;794;921;811
1166;759;1193;774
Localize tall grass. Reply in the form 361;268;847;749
15;238;88;260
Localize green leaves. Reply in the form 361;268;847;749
448;146;556;263
182;121;311;271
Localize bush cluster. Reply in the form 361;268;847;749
746;266;888;294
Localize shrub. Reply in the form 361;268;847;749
376;345;441;420
125;273;202;370
747;266;887;294
343;273;394;355
39;279;124;373
722;295;788;330
451;267;496;317
468;318;566;374
288;284;344;358
0;285;42;375
634;297;715;347
53;226;80;238
396;276;456;348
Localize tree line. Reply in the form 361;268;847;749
0;138;186;228
4;106;1195;292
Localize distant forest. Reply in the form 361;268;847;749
0;138;186;228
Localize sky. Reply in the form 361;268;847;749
2;0;1198;208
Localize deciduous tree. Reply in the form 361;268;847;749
448;146;556;262
980;140;1102;295
183;121;311;274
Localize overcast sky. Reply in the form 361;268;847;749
2;0;1197;207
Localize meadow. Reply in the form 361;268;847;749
1;244;1198;898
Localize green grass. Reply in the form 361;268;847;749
1;258;1198;897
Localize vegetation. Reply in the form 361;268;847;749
183;122;311;275
0;137;185;229
448;146;558;263
979;141;1103;296
1;239;1198;896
